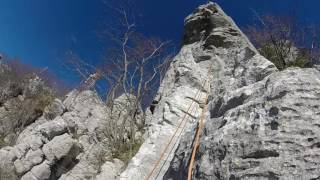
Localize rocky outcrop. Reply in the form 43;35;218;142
163;2;320;180
43;99;65;120
166;67;320;180
1;2;319;180
122;2;320;180
0;63;55;144
0;90;130;179
120;2;277;179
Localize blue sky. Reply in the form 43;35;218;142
0;0;320;84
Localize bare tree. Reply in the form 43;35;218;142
1;56;71;97
0;56;56;147
66;0;173;162
245;13;320;70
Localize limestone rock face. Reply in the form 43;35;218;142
120;3;277;179
121;2;277;180
166;68;320;180
0;2;319;180
121;2;320;180
164;2;320;180
0;90;128;180
43;98;65;120
96;159;124;180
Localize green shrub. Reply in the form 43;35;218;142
287;49;312;68
260;44;286;70
0;136;7;148
0;61;56;140
112;140;143;165
259;44;312;70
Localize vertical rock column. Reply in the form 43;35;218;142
121;2;277;179
166;2;320;180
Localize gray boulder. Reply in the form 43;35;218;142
0;147;18;180
0;90;124;180
44;98;65;120
42;133;77;163
95;159;124;180
20;161;51;180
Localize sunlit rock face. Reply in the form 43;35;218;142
0;2;319;180
0;90;130;180
123;2;320;180
164;2;320;180
121;1;277;179
166;67;320;180
0;90;103;180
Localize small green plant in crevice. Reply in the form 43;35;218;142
94;137;143;169
259;44;285;70
112;140;143;165
0;136;8;148
90;145;109;169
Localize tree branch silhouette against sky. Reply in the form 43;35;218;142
1;0;320;85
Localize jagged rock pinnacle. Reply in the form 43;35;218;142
121;2;277;180
0;2;319;180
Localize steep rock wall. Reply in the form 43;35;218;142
165;2;320;180
0;2;319;180
121;2;277;180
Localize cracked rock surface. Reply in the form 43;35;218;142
1;2;320;180
164;2;320;180
0;90;127;180
121;1;277;179
122;2;320;180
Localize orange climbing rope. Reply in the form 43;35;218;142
187;91;209;180
146;79;207;180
